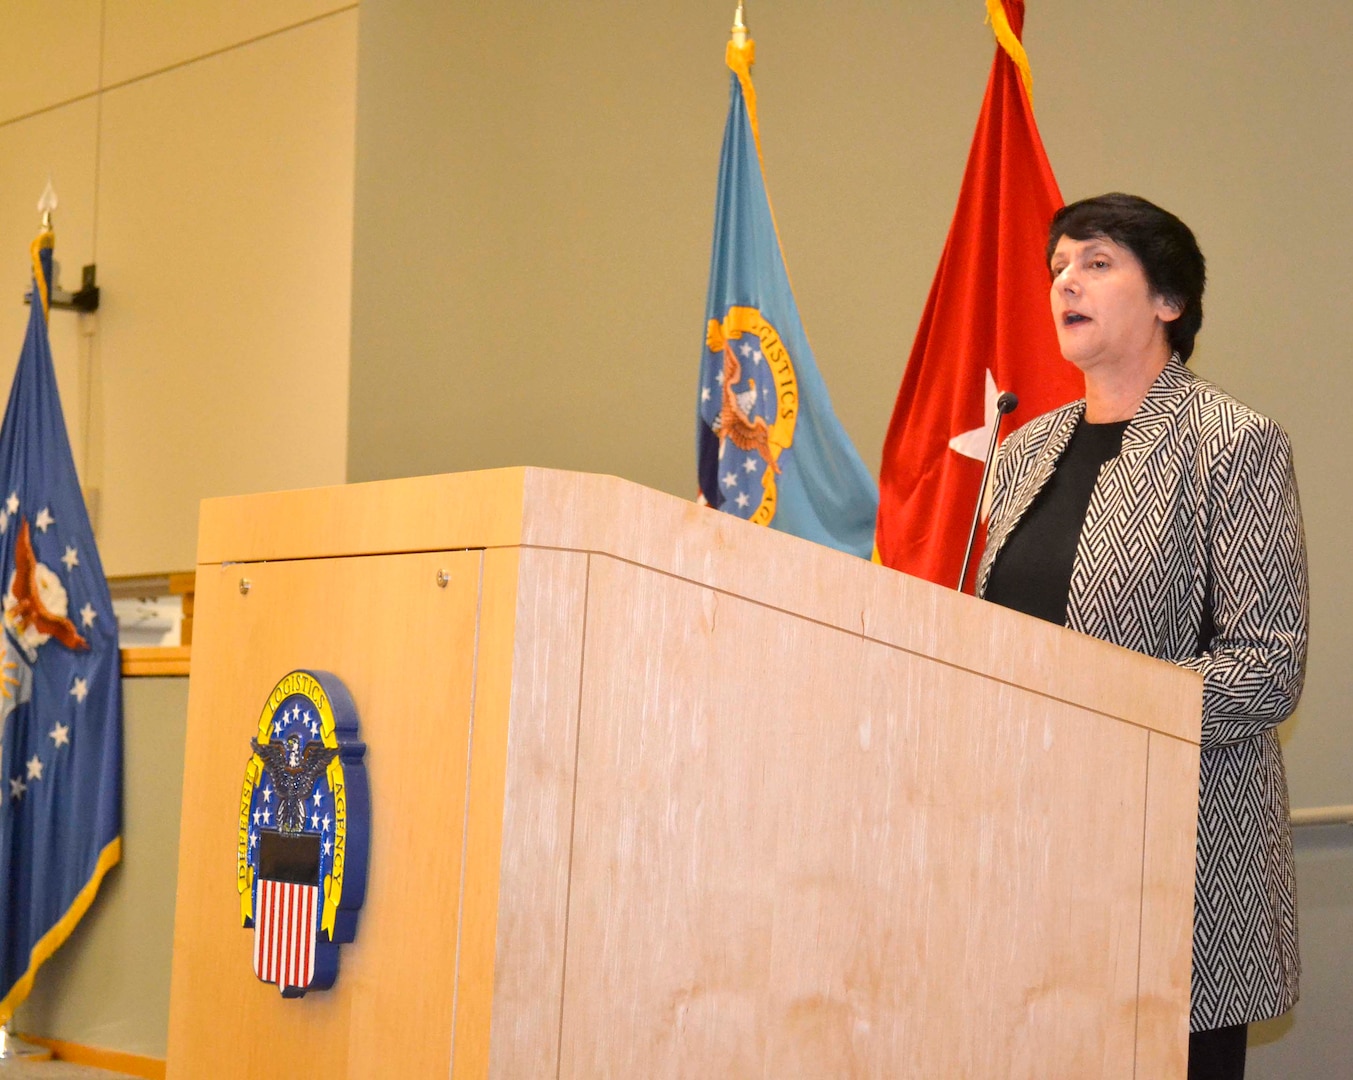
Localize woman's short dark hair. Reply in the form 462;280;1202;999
1047;193;1207;362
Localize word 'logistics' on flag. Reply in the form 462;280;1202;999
696;11;878;559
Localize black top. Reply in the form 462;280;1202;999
984;417;1130;625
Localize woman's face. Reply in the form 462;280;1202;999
1048;234;1179;374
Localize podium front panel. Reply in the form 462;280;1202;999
544;554;1166;1079
168;550;485;1076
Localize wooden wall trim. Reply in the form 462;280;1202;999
121;645;191;676
18;1033;166;1079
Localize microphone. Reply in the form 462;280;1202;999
957;391;1018;592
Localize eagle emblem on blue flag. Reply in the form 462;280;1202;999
700;307;799;524
693;28;878;558
0;224;122;1026
237;670;370;997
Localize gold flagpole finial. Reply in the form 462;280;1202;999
37;178;58;232
731;1;747;47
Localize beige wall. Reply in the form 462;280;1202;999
0;0;357;576
0;0;359;1061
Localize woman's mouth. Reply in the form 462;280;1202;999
1063;312;1090;326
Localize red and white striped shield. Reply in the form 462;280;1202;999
252;878;318;991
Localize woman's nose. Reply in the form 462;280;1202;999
1054;264;1079;292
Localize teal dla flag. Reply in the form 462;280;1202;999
695;32;878;558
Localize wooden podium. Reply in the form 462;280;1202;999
166;468;1201;1078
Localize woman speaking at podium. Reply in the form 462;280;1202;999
977;193;1308;1080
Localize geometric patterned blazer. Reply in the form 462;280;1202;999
977;357;1309;1032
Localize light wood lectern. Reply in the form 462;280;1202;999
167;468;1201;1079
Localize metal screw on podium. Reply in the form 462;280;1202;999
239;578;251;595
436;570;450;588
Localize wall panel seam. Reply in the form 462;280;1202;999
0;3;358;131
0;91;105;132
100;4;359;97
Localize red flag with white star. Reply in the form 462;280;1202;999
875;0;1082;591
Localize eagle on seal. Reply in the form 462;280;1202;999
714;343;782;474
251;732;338;834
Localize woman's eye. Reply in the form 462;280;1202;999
1091;259;1109;269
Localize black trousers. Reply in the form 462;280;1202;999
1188;1023;1248;1080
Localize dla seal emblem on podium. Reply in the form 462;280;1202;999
237;670;370;996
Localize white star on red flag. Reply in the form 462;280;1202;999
948;369;1001;462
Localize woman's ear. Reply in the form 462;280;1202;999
1156;294;1183;324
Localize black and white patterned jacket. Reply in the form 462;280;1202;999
977;356;1309;1031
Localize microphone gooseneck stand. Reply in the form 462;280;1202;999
957;391;1019;592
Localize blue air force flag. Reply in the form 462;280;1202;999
695;33;878;558
0;229;122;1022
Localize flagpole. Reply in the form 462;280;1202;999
0;187;65;1063
731;1;747;45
